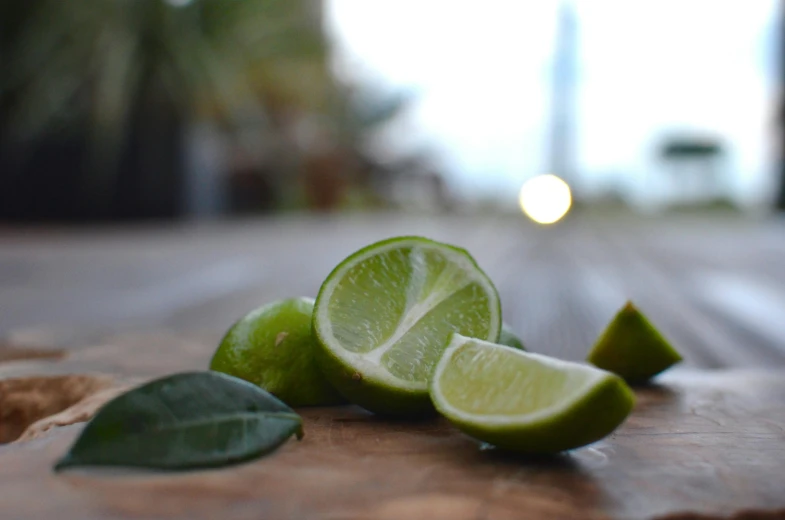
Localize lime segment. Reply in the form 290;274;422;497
588;301;683;383
313;236;502;415
430;334;635;453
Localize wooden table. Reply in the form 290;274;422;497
2;212;785;519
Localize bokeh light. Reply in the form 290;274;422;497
518;174;572;224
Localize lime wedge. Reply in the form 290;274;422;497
499;322;526;350
588;301;682;383
430;334;635;454
313;236;502;416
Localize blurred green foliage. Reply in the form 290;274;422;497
1;0;324;172
0;0;414;219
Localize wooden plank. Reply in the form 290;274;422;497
2;216;785;518
1;332;785;519
1;214;785;364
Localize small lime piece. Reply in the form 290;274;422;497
430;334;635;454
499;322;526;350
313;236;502;416
588;301;683;383
210;297;344;407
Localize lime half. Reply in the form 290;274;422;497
588;301;682;383
430;334;635;454
313;236;502;415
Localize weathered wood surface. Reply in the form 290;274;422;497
2;213;784;366
1;331;785;520
1;213;785;519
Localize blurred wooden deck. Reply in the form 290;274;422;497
1;212;784;369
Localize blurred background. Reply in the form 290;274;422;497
1;0;783;221
1;0;785;369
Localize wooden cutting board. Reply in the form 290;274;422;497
1;332;785;520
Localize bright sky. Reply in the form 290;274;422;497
326;0;780;207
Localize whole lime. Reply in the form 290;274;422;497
210;297;345;407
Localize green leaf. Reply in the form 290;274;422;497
54;371;303;471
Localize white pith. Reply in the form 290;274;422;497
315;239;501;390
430;335;612;426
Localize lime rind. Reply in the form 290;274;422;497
210;297;345;407
313;236;502;415
499;322;526;350
430;334;635;453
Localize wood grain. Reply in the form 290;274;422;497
2;214;784;366
2;214;785;519
1;333;785;520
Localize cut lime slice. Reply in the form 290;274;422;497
313;236;502;415
430;334;635;454
588;301;682;383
